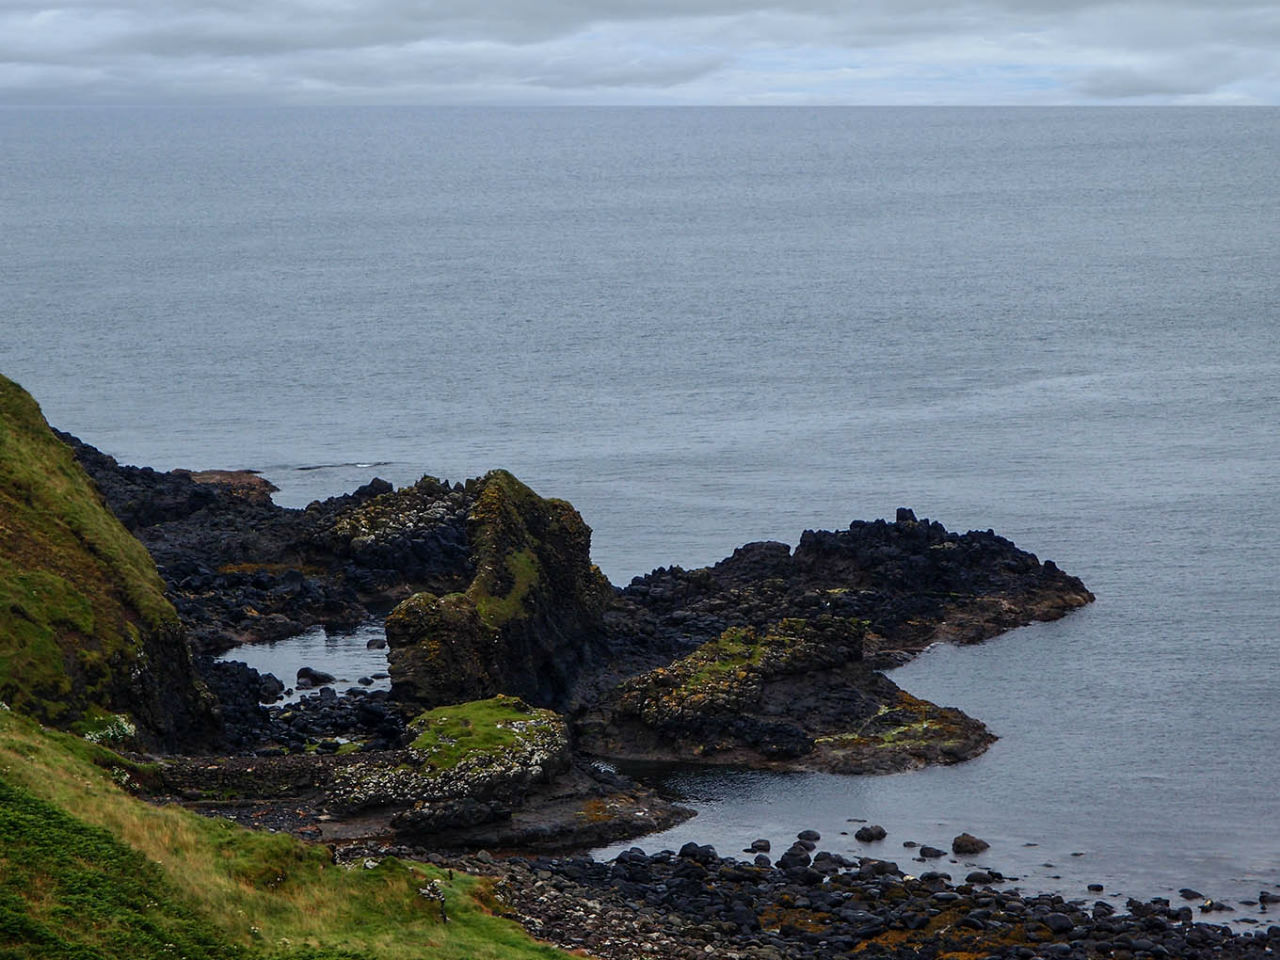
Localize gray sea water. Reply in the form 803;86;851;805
3;106;1278;914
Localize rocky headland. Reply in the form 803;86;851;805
19;395;1098;850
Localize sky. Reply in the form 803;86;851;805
2;0;1278;105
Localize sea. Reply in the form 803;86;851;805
2;106;1277;916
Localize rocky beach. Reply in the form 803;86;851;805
4;370;1276;959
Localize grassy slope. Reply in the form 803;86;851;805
0;374;174;727
0;708;573;960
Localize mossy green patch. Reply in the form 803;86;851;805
472;547;539;627
407;695;560;770
623;617;866;716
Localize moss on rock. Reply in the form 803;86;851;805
327;695;570;814
614;616;866;729
386;470;610;711
0;374;214;745
587;614;993;771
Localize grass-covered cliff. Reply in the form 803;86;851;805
0;374;213;745
0;706;571;960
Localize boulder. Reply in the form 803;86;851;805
296;666;336;689
952;832;990;855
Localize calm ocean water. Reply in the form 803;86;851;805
3;107;1278;912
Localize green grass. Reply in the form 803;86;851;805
0;374;180;726
0;707;576;960
407;695;561;770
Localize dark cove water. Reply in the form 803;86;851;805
3;107;1277;913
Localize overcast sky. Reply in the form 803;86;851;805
3;0;1278;105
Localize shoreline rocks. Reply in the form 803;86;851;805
420;844;1279;960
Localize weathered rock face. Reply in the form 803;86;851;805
0;374;216;748
579;510;1086;773
386;470;612;711
605;509;1095;671
606;616;865;758
581;615;993;772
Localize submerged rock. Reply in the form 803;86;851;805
952;832;991;855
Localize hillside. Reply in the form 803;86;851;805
0;706;572;959
0;374;216;745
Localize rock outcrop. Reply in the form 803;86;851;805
59;434;477;653
153;694;691;850
578;509;1089;773
0;374;216;748
385;470;612;711
580;616;993;772
603;508;1094;675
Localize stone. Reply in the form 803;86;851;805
1044;913;1074;934
952;833;990;855
855;824;887;842
296;666;336;689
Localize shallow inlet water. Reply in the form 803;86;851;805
215;623;390;704
3;106;1276;913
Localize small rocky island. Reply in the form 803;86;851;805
39;408;1094;850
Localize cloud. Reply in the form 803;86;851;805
0;0;1277;103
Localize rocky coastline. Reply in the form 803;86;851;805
31;374;1277;959
49;427;1100;852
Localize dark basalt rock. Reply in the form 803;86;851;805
953;832;991;855
604;510;1094;669
573;508;1090;774
58;430;476;655
480;845;1278;960
385;470;612;712
579;614;993;773
296;666;336;689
